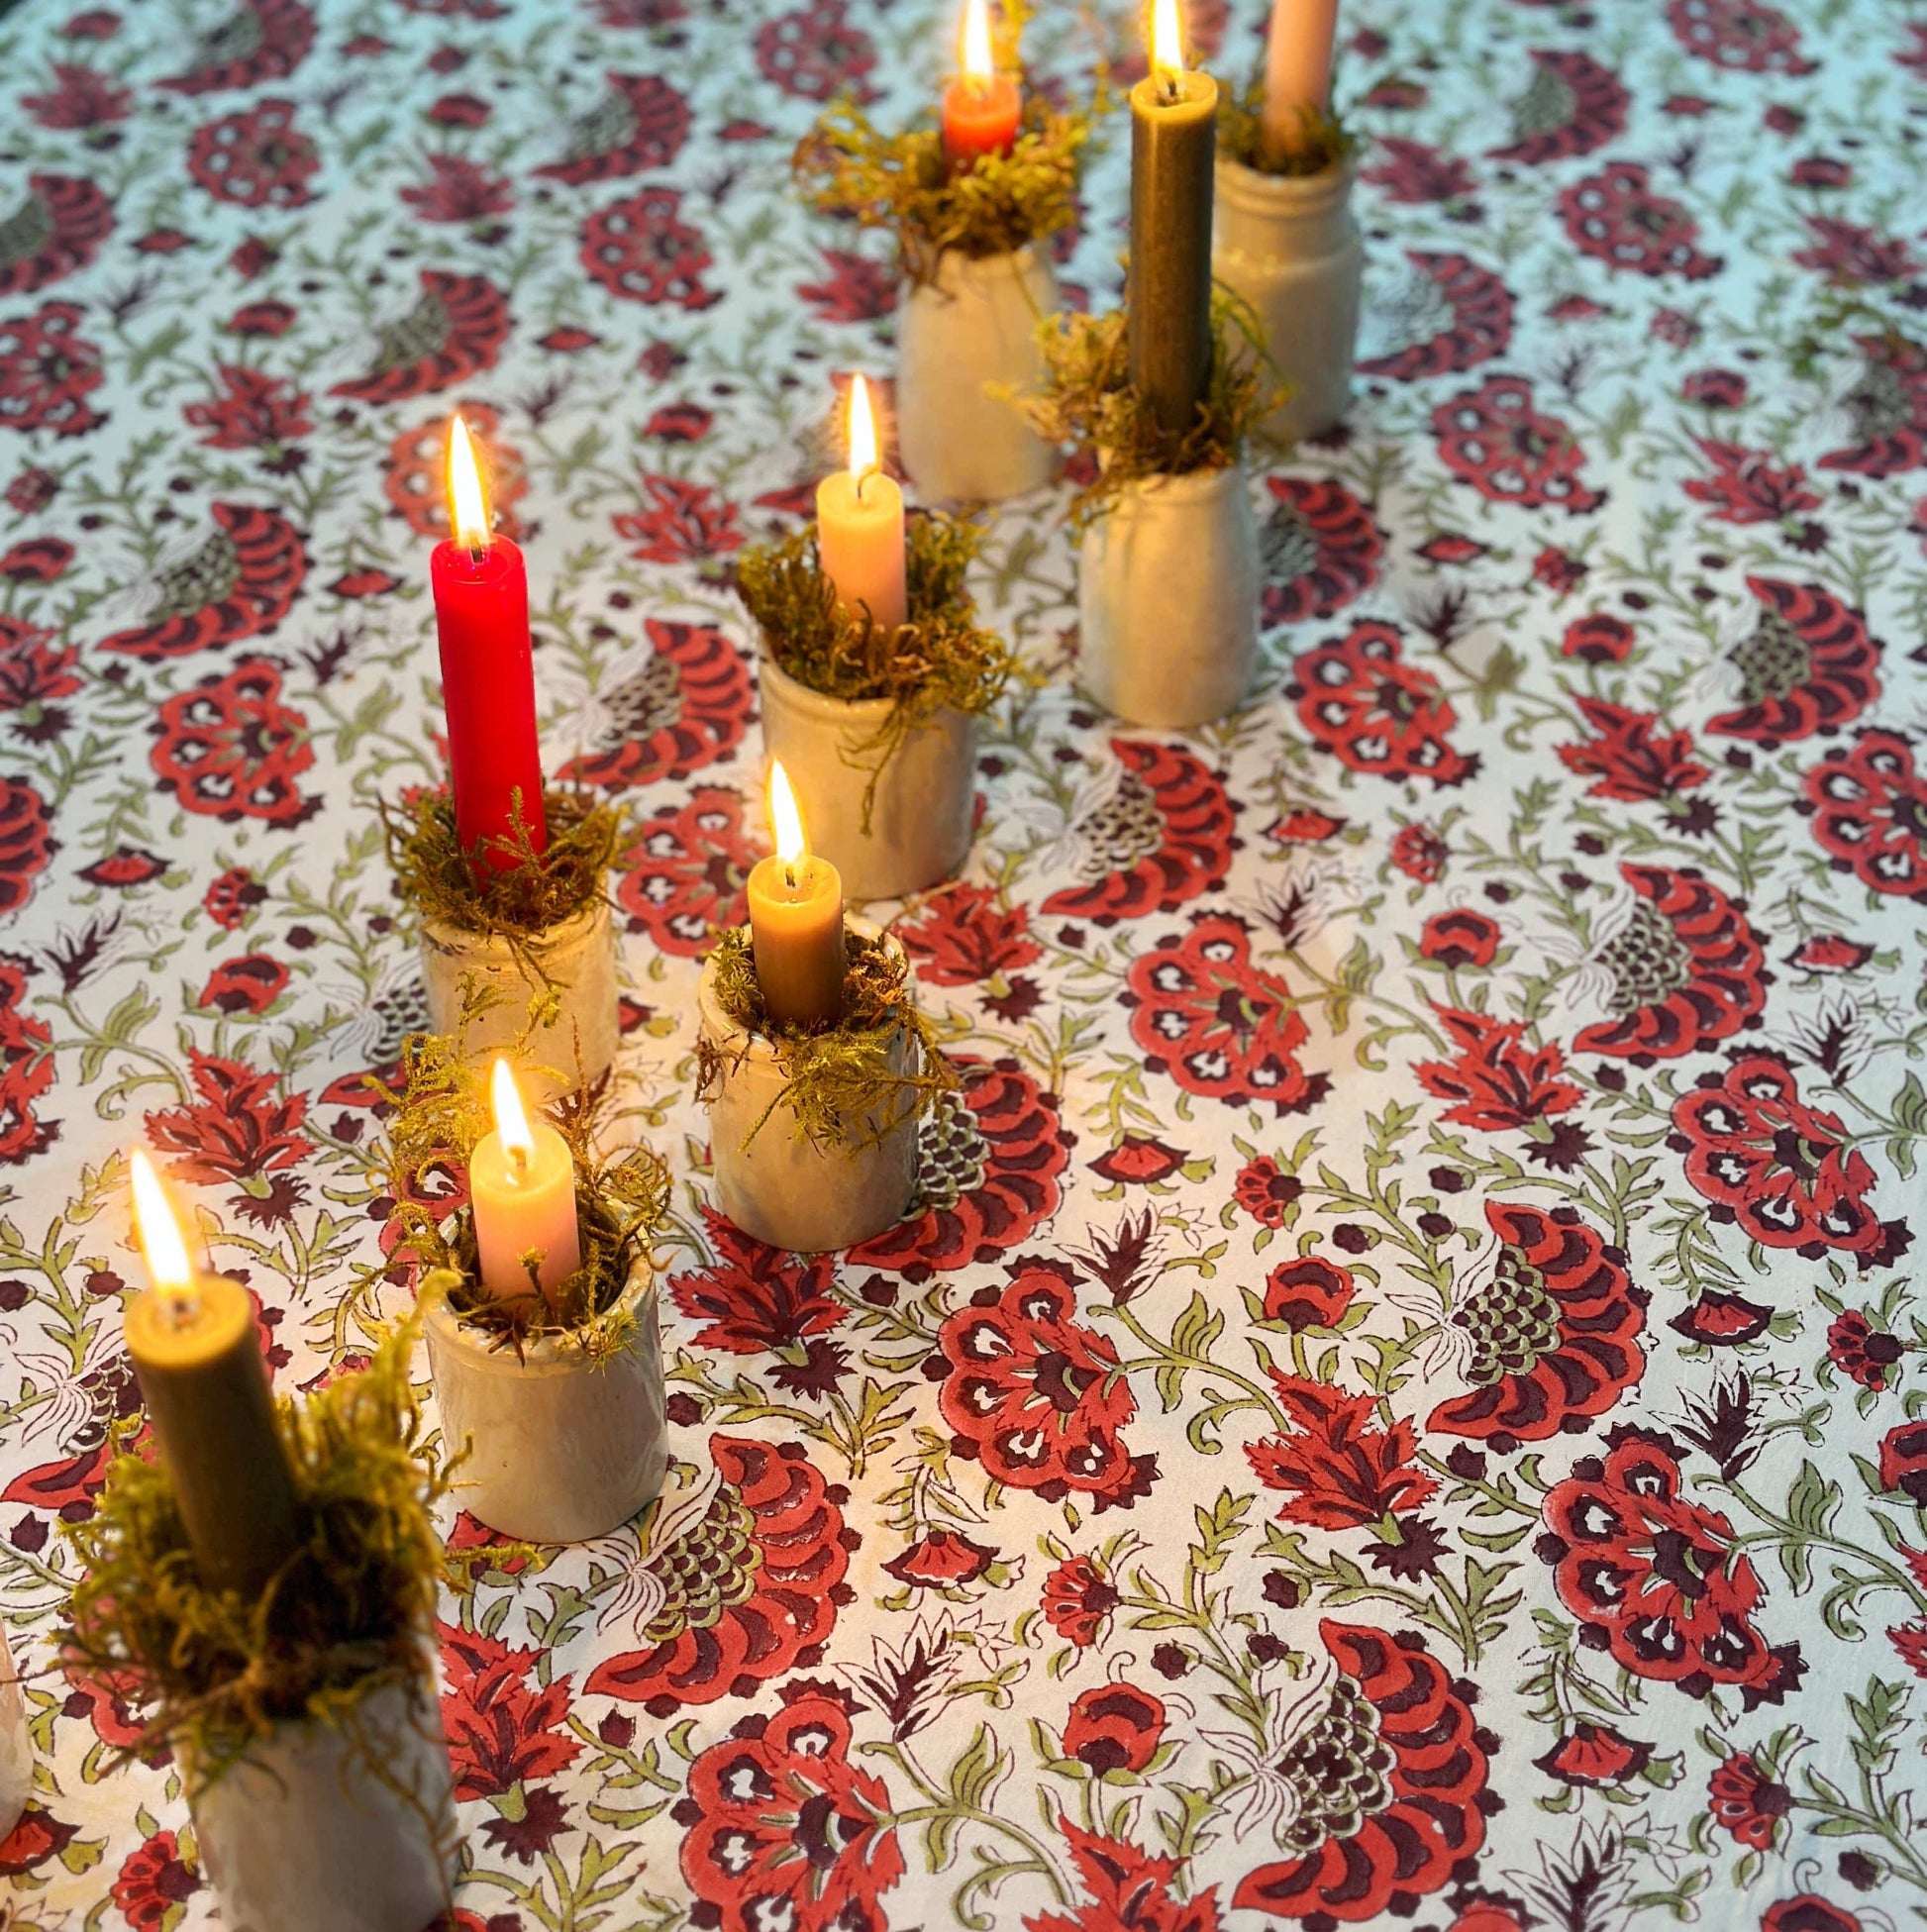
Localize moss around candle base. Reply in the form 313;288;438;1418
1127;68;1219;447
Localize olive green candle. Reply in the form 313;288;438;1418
1127;58;1219;447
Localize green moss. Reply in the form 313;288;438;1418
62;1319;445;1794
1015;293;1281;526
697;925;956;1154
1217;83;1354;176
736;512;1013;826
376;1027;670;1353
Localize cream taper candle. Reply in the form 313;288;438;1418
470;1059;582;1304
816;375;907;631
1260;0;1338;162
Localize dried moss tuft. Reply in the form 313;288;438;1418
62;1318;446;1794
1216;83;1354;176
697;925;956;1154
376;1027;669;1353
737;512;1012;824
1016;292;1281;526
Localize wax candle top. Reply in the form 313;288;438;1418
449;413;491;555
1151;0;1187;98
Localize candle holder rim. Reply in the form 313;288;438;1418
698;916;908;1053
916;238;1050;291
1214;149;1358;211
1094;456;1252;506
759;642;974;729
419;892;609;958
424;1241;655;1370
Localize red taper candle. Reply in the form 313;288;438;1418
941;0;1021;167
430;416;547;868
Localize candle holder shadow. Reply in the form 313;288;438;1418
696;922;954;1252
1019;300;1276;728
738;514;1012;898
383;784;625;1100
61;1320;461;1932
377;1030;673;1543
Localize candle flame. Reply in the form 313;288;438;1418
489;1058;536;1168
130;1149;194;1290
961;0;994;83
448;414;491;551
768;759;808;867
846;374;880;484
1150;0;1184;82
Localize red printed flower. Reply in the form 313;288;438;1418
183;364;312;452
896;882;1041;985
1028;1824;1223;1932
440;1624;581;1801
588;1436;851;1711
110;1829;201;1930
1828;1310;1903;1389
1236;1622;1492;1922
1261;476;1382;625
158;0;315;91
882;1529;995;1589
0;954;57;1164
146;1048;310;1188
226;298;295;337
848;1057;1068;1278
1803;730;1927;900
1262;1255;1355;1331
198;953;287;1016
1709;577;1881;746
1668;0;1814;72
1233;1155;1301;1228
0;614;79;738
1123;915;1328;1116
21;64;132;129
1559;162;1720;279
331;268;511;404
536;72;691;182
1042;1556;1118;1646
1763;1903;1864;1932
1708;1752;1792;1848
756;0;876;102
150;659;317;825
1821;334;1927;477
1684;441;1820;526
1419;909;1500;968
1573;864;1766;1062
0;301;105;438
618;785;761;954
1293;620;1476;788
400;153;514;224
384;404;525;542
933;1257;1154;1509
1415;1007;1583;1134
0;176;115;296
1877;1421;1927;1503
1488;49;1628;163
560;620;750;789
203;865;264;929
648;402;712;442
1432;376;1602;513
1670;1289;1774;1349
1247;1377;1435;1530
186;98;319;208
1793;217;1917;287
77;848;164;888
1062;1684;1166;1776
1541;1427;1805;1706
1089;1134;1185;1186
1357;139;1476;207
677;1692;901;1932
1786;935;1872;974
1535;1721;1654;1788
1563;613;1636;663
1557;697;1709;802
614;473;744;561
1670;1057;1887;1259
669;1207;847;1394
797;248;896;324
100;503;305;660
1358;252;1514;382
0;536;72;584
581;187;715;309
1430;1200;1648;1448
1391;821;1448;880
0;778;52;918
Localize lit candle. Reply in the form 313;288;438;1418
431;415;548;870
469;1058;582;1306
124;1151;300;1599
1128;0;1218;445
941;0;1021;168
1260;0;1338;165
747;760;845;1029
815;375;907;632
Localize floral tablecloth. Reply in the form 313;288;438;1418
3;0;1927;1925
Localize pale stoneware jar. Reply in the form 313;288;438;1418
760;651;976;903
1077;461;1260;730
898;244;1059;503
420;896;618;1100
424;1250;666;1545
187;1673;459;1932
1213;155;1362;445
698;920;919;1253
0;1636;28;1843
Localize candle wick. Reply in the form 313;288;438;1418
1158;70;1179;105
508;1144;529;1180
466;543;486;566
784;860;797;890
157;1286;203;1332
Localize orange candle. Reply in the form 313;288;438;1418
469;1059;582;1304
1261;0;1338;158
942;0;1021;167
816;375;907;632
747;760;845;1029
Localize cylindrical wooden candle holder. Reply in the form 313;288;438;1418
1077;461;1260;729
187;1674;458;1932
698;921;920;1253
420;897;619;1101
1213;156;1362;446
423;1247;666;1545
759;651;978;903
898;246;1060;504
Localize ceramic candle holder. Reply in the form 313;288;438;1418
0;1636;29;1844
699;920;920;1252
898;245;1060;503
424;1245;666;1544
1213;155;1362;446
421;897;619;1102
760;650;976;903
1078;461;1260;729
187;1673;459;1932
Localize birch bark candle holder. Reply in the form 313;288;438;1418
697;921;938;1253
898;245;1060;503
1214;154;1362;446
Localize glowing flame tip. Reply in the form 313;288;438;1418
962;0;994;82
489;1058;535;1164
1151;0;1184;79
846;374;879;483
130;1149;194;1290
769;759;807;866
448;414;491;552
